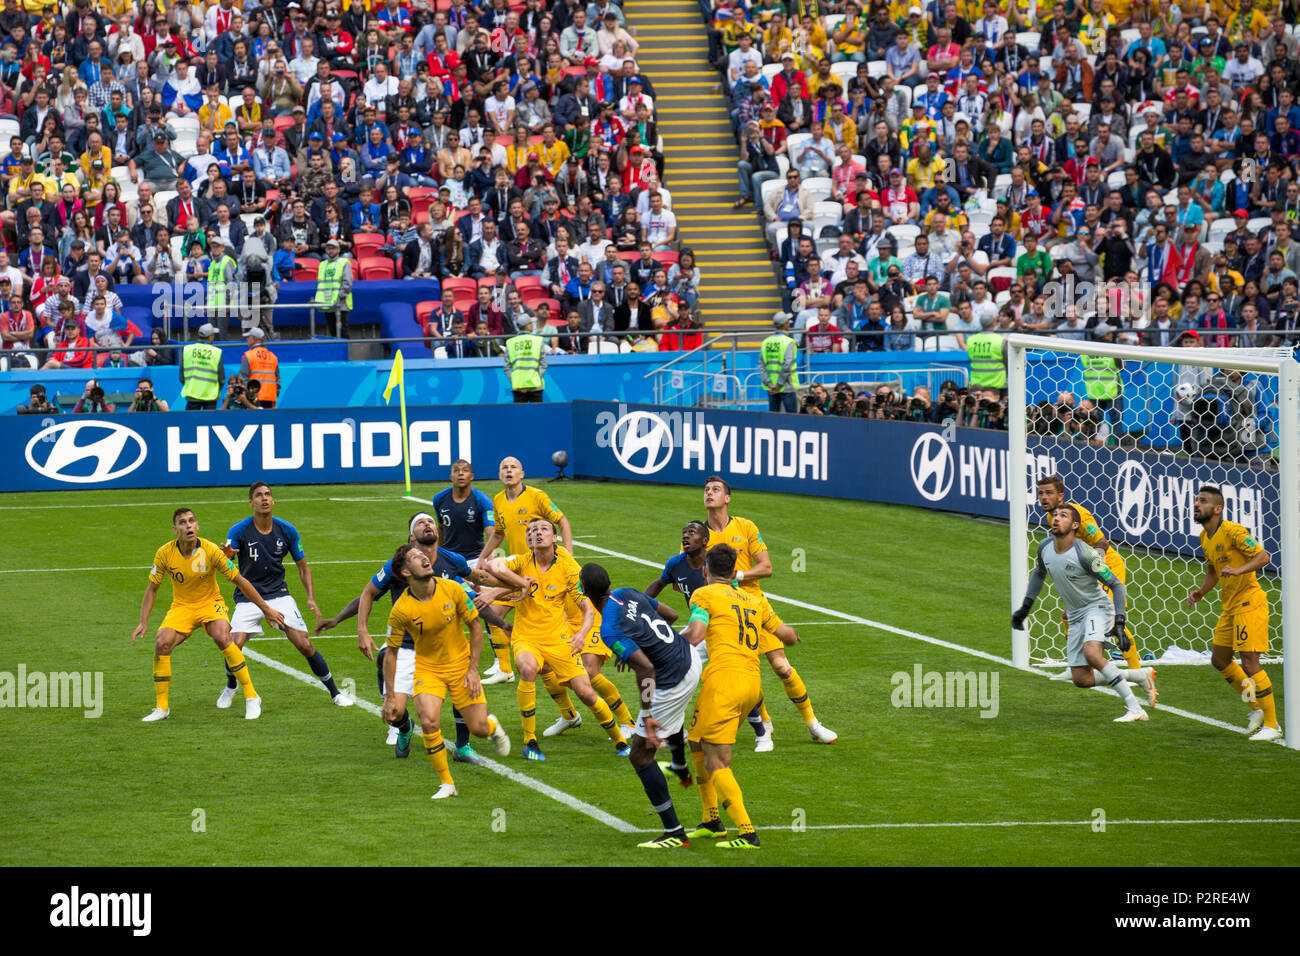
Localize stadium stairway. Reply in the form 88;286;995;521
626;0;783;347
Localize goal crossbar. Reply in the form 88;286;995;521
1006;335;1300;749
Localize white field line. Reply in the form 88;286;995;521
240;647;639;833
568;541;1275;742
626;818;1300;833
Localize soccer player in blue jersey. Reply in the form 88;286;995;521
645;521;771;752
431;460;496;563
317;512;527;760
580;562;702;849
220;482;353;709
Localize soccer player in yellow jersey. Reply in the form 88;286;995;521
476;456;572;687
485;518;629;760
383;544;511;799
1188;486;1281;742
131;507;285;722
1035;475;1143;670
683;544;800;850
702;475;838;748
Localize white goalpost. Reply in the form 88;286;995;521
1007;335;1300;749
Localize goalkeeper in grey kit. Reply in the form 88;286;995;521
1013;505;1158;722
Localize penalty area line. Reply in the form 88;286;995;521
568;541;1271;743
626;817;1300;833
239;647;640;834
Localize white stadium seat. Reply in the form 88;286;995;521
803;177;833;203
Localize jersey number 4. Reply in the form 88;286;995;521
731;604;760;650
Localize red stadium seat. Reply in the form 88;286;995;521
520;285;548;307
294;258;320;281
416;301;436;327
652;250;679;268
352;234;385;257
358;257;396;280
618;250;640;263
514;275;543;292
273;115;296;133
442;277;478;309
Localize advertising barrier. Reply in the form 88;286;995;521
7;403;570;491
4;399;1277;562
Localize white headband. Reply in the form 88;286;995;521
410;512;435;536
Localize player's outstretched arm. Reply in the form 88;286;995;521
741;548;773;584
295;557;321;627
235;574;287;630
569;595;595;653
558;515;574;552
653;597;679;624
681;619;707;646
317;595;360;633
477;528;506;568
643;577;667;601
773;623;800;646
131;581;161;644
356;582;382;660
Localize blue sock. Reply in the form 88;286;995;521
746;703;765;738
452;707;470;749
634;761;681;832
307;651;340;696
393;712;411;734
225;665;237;690
668;730;687;768
375;646;387;697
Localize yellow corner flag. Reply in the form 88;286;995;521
383;350;411;494
383;349;404;404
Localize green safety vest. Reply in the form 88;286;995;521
1082;354;1120;400
967;331;1006;389
315;257;353;310
760;333;799;391
207;255;236;308
180;341;223;402
506;334;544;391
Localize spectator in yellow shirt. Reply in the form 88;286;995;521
823;101;858;149
198;85;234;133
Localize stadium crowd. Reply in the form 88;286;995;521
710;0;1300;350
0;0;708;373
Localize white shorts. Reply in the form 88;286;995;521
391;645;416;697
1067;606;1114;668
230;595;308;635
635;651;702;740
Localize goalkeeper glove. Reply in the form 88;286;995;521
1108;615;1130;652
1011;600;1033;631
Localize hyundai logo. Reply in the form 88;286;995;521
1113;460;1154;536
910;433;953;502
25;420;147;484
610;411;674;475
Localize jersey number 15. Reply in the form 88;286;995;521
731;604;760;650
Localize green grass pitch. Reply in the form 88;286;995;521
1;480;1296;867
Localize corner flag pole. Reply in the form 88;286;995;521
382;350;411;496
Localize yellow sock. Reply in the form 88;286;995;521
517;679;537;743
710;767;755;836
1253;669;1279;729
422;730;454;785
540;668;577;720
222;644;257;699
587;696;625;744
485;715;499;737
590;672;633;725
781;667;816;724
692;750;719;823
152;654;171;711
759;699;771;724
488;623;513;674
1217;660;1257;707
1122;628;1141;670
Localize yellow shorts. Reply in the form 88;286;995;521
514;637;586;684
583;628;613;660
414;660;487;710
1212;600;1270;653
687;669;763;745
161;600;228;636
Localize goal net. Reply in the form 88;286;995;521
1006;337;1299;719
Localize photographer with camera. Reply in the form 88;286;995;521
16;383;59;415
221;374;260;410
799;382;830;416
127;376;169;413
73;379;115;413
